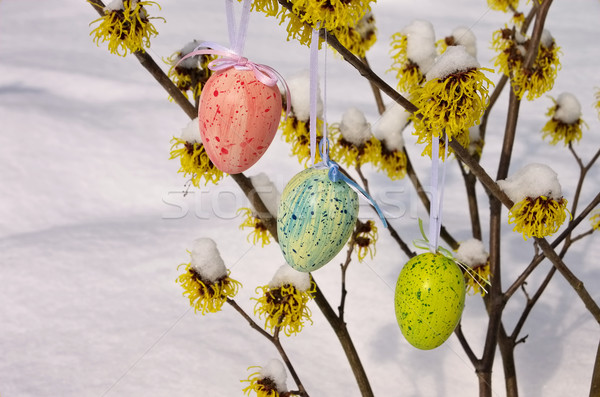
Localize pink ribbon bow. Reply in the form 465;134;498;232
176;41;291;116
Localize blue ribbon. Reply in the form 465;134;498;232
316;138;388;228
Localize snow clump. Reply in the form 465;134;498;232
106;0;124;11
339;107;372;145
497;163;563;203
426;45;480;81
404;20;437;74
553;92;582;125
189;238;227;283
372;103;409;151
175;40;206;69
468;126;482;154
448;26;477;58
286;70;323;122
249;173;281;216
269;265;311;292
455;239;488;267
180;118;202;143
260;359;288;393
540;29;554;48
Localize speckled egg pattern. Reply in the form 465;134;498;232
277;168;358;273
394;253;466;350
199;68;282;174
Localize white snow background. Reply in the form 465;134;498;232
1;0;599;396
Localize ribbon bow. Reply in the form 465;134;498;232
316;138;388;228
175;42;291;116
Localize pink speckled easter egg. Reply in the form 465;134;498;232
198;68;282;174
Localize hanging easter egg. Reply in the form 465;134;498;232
199;68;282;174
277;168;358;272
394;252;465;350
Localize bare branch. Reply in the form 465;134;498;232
227;300;309;396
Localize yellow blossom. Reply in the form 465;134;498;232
541;96;587;146
511;41;561;100
333;11;377;57
595;89;600;119
290;0;373;32
253;282;315;336
353;220;378;262
242;365;287;397
511;12;525;27
508;196;569;239
492;27;561;101
166;42;214;101
238;208;272;247
169;137;224;186
248;0;373;47
328;124;381;168
90;0;164;56
413;128;471;160
389;33;426;95
379;144;407;180
280;113;323;166
463;263;490;297
591;210;600;230
176;263;241;314
487;0;519;12
491;27;522;76
412;67;493;157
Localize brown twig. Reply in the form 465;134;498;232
522;0;554;71
227;300;309;396
338;230;357;322
310;277;374;397
88;0;197;119
503;188;600;301
458;159;483;240
361;56;386;114
590;339;600;397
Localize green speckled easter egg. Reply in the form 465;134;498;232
277;168;358;272
394;252;466;350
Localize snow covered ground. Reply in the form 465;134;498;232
1;0;599;396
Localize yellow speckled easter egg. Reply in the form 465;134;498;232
394;252;466;350
277;167;358;272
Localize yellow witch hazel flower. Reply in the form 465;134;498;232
169;118;224;186
389;20;437;95
329;107;381;168
590;210;600;231
455;239;490;296
412;46;493;158
176;238;242;314
280;71;324;165
90;0;164;56
542;93;587;146
333;11;377;57
372;103;409;180
491;26;524;76
238;173;280;247
242;359;290;397
353;220;378;262
498;163;569;239
487;0;519;12
595;89;600;119
247;0;374;47
511;11;525;28
166;40;214;102
493;28;561;101
291;0;373;32
254;265;315;336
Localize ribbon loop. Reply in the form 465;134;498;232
175;42;291;117
316;138;388;228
